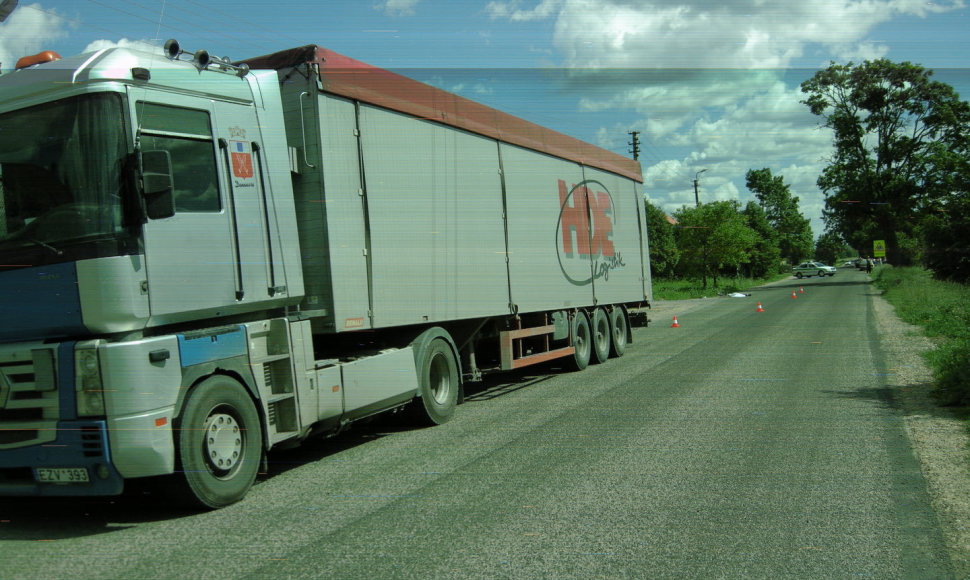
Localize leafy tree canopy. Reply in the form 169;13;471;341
744;168;813;263
801;59;970;265
644;200;680;278
814;231;850;266
674;201;757;289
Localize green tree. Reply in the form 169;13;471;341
814;230;850;266
801;59;970;265
674;201;757;289
922;192;970;283
644;200;679;278
742;201;782;278
744;168;813;264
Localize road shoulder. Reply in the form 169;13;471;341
873;293;970;576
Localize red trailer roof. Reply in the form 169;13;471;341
239;46;643;183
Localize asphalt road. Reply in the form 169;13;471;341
0;269;955;578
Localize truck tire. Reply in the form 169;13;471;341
172;375;263;509
609;306;628;358
568;311;592;371
590;308;611;365
410;337;459;426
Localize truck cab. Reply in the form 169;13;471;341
0;45;302;498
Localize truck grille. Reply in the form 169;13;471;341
0;347;59;448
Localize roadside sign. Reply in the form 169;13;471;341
873;240;886;258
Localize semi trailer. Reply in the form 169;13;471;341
0;40;650;508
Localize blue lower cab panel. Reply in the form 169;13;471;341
0;420;124;496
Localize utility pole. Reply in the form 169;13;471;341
693;169;707;207
628;131;640;160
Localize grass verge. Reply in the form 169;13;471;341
652;273;791;301
873;266;970;406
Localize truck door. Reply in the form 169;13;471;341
131;91;279;322
132;94;238;320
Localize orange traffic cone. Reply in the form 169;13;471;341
799;286;805;294
671;316;680;328
756;301;765;312
791;291;798;299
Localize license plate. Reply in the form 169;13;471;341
34;467;90;484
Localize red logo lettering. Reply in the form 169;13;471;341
559;179;590;256
558;180;614;257
589;190;615;258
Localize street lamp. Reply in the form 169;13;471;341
693;169;707;207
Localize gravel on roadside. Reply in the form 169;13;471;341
872;292;970;577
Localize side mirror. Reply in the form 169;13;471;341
140;150;175;220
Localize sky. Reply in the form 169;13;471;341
1;0;968;238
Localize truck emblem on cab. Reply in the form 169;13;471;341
556;179;625;286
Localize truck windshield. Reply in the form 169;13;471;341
0;93;130;266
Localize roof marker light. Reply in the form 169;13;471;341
15;50;61;69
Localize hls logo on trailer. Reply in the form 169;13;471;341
556;179;625;286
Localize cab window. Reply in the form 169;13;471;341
137;103;220;213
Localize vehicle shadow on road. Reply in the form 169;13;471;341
463;369;559;402
822;383;963;422
0;491;198;538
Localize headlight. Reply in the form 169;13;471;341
75;344;105;417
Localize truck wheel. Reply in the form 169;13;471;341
590;308;611;365
173;375;263;509
609;306;628;358
568;311;592;371
410;337;459;426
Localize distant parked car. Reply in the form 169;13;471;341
793;261;837;278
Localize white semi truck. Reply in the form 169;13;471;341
0;41;650;508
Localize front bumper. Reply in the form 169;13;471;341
0;420;124;496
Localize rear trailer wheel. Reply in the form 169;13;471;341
410;337;459;426
173;375;263;509
568;311;592;371
608;306;628;358
590;308;611;364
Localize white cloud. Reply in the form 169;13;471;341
376;0;421;17
623;73;835;232
488;0;964;69
486;0;565;21
0;3;71;71
82;38;160;55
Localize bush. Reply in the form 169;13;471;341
875;266;970;405
927;339;970;406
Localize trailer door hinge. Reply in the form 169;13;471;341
140;280;149;294
362;248;368;256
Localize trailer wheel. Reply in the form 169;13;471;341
172;375;262;509
410;337;459;426
590;308;611;365
609;306;628;358
568;311;592;371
